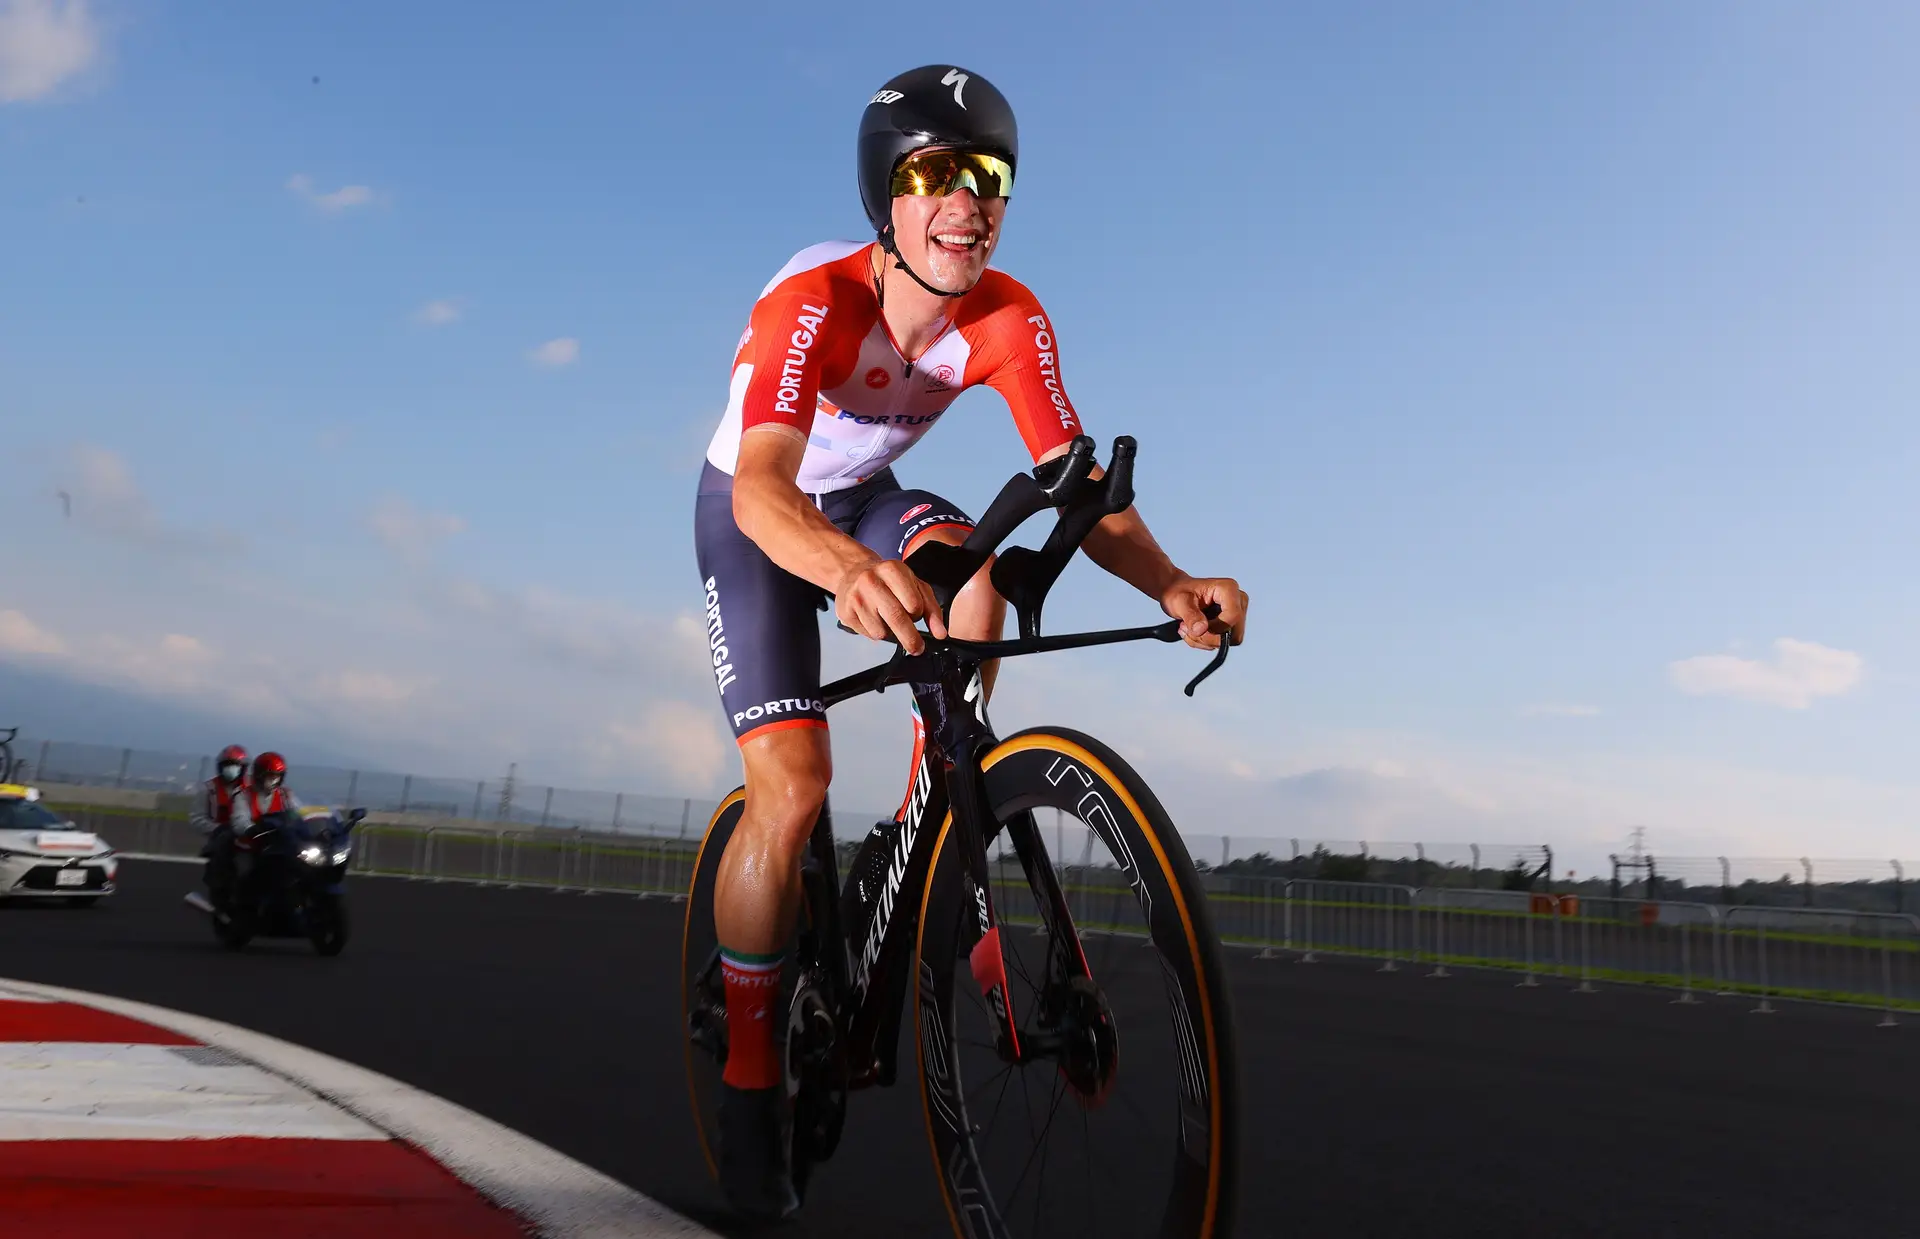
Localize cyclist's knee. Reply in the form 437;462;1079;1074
739;728;831;851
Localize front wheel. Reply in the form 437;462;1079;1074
915;727;1240;1239
308;892;349;956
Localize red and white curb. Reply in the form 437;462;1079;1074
0;977;718;1237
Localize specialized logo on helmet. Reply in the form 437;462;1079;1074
941;69;969;109
870;89;905;105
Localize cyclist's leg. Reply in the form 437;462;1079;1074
715;723;829;978
694;466;825;1219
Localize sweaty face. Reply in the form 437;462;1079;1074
890;190;1006;294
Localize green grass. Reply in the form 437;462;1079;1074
1015;913;1920;1014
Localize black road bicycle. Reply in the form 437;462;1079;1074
683;436;1241;1238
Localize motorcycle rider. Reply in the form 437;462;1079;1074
226;752;306;892
194;744;250;903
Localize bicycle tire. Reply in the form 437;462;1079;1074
680;787;748;1182
914;727;1240;1239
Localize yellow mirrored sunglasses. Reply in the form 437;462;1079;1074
889;149;1015;200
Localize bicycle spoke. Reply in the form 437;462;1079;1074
983;1056;1020;1138
1004;1072;1069;1210
1081;1103;1096;1232
965;1060;1016;1106
1029;1107;1050;1236
1109;1082;1163;1131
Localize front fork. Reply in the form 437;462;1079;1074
952;745;1093;1064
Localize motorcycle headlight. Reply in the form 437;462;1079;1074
298;844;325;866
330;849;351;866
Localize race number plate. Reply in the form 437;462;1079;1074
54;869;88;887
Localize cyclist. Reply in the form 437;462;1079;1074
194;744;251;903
694;63;1249;1219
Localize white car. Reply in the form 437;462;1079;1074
0;783;119;905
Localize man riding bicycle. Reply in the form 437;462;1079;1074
694;63;1250;1220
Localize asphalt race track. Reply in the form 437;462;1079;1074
2;861;1913;1238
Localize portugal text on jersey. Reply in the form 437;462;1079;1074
704;242;1083;491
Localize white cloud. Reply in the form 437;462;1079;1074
435;578;705;680
0;609;65;656
311;670;422;707
56;444;245;556
0;0;99;103
413;298;461;327
366;497;466;561
286;173;378;213
69;443;147;522
527;337;580;368
604;700;731;788
0;606;284;716
1521;703;1601;717
1669;638;1862;709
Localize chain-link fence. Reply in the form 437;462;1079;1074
71;802;1920;1022
10;734;890;839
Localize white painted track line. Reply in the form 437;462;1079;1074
0;977;721;1239
0;1041;384;1140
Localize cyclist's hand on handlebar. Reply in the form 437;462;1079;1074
836;558;947;654
1161;576;1249;650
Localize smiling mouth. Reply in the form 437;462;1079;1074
931;229;981;256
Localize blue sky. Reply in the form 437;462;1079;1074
2;1;1917;872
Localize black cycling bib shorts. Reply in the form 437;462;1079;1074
694;462;974;744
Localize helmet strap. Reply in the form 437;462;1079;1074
878;226;965;300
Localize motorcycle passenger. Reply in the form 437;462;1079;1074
195;744;250;903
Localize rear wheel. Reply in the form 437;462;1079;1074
914;727;1240;1239
682;789;747;1184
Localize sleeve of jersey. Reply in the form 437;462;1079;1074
976;294;1085;461
738;290;840;436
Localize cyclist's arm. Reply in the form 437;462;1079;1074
733;431;947;647
974;294;1188;606
732;429;878;596
1080;466;1247;647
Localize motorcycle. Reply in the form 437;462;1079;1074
185;805;365;956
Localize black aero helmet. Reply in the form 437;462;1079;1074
858;65;1018;237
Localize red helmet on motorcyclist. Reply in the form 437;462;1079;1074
216;745;248;787
252;752;287;792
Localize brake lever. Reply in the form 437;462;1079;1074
1181;603;1232;698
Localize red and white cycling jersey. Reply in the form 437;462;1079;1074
704;241;1084;492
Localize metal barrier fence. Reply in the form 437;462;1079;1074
95;812;703;901
82;810;1920;1022
976;839;1919;1022
23;729;1917;909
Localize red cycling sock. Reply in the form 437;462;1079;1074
720;949;784;1090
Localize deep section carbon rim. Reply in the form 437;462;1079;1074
915;729;1238;1239
681;788;746;1182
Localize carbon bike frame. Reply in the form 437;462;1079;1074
790;434;1229;1091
